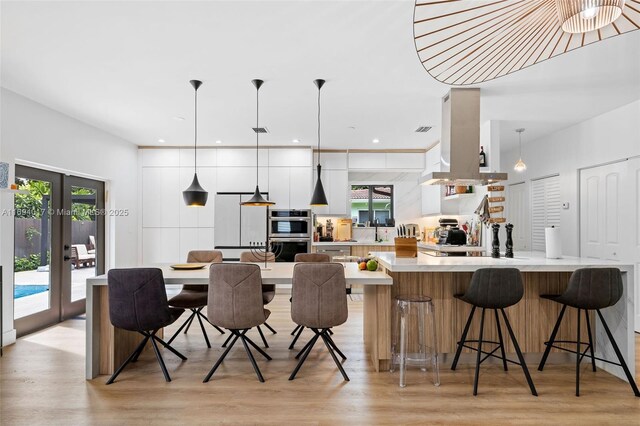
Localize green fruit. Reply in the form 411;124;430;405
366;259;378;271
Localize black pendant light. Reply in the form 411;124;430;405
241;79;275;207
310;79;328;206
182;79;209;207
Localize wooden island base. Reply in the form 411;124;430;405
364;271;594;372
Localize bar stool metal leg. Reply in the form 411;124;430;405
500;309;538;396
473;308;486;396
576;308;581;396
584;311;596;372
538;304;567;371
451;306;476;371
494;309;508;371
596;310;640;397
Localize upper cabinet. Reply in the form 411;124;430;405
348;152;424;171
268;148;312;167
312;169;349;216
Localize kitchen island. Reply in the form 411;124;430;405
365;251;635;382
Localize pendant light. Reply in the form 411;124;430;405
556;0;625;34
241;79;275;207
310;79;328;206
514;128;527;173
183;80;209;207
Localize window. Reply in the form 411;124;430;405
350;185;393;226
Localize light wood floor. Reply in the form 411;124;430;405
1;295;639;425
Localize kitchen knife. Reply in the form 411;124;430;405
402;224;406;237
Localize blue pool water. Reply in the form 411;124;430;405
14;285;49;299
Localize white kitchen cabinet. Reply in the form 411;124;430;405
216;166;268;193
348;152;386;170
425;143;441;169
217;148;268;167
312;169;348;216
385;153;424;170
179;148;217;168
142;228;180;264
268;167;291;208
179;167;216;228
268;148;312;167
179;228;215;261
140;149;180;167
289;167;312;209
318;152;348;170
142;167;181;227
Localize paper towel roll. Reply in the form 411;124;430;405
545;226;562;259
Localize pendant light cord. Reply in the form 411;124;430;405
194;87;198;173
317;86;321;164
256;85;259;186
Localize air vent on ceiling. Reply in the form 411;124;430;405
252;127;269;134
415;126;432;133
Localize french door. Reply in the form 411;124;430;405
14;165;105;336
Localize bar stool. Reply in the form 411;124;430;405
390;295;440;388
538;268;640;397
451;268;537;396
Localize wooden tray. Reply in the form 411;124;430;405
489;206;504;213
488;217;506;224
488;196;505;203
487;185;505;192
170;263;208;270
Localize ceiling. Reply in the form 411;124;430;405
2;1;639;151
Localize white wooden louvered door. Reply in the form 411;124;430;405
530;175;561;252
507;182;529;250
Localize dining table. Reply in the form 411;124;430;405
85;262;393;379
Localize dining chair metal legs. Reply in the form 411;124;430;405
203;328;271;383
289;328;349;381
257;325;269;348
264;322;277;334
289;325;305;349
167;307;225;348
106;329;187;385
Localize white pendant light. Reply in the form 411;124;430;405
556;0;625;34
514;128;527;173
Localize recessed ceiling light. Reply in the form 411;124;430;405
372;138;380;144
215;140;222;144
173;116;185;121
158;139;166;143
292;139;300;143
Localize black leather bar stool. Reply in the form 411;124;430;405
538;268;640;397
451;268;537;396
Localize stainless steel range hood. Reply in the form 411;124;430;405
421;88;507;186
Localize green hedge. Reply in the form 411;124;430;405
14;252;50;272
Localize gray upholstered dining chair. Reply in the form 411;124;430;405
239;251;277;347
289;263;349;381
289;252;331;349
167;250;225;348
294;253;331;262
203;263;272;383
106;268;187;384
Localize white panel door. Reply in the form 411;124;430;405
142;167;181;228
268;167;290;209
507;182;529;250
289;167;312;210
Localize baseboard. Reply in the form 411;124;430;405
2;328;17;347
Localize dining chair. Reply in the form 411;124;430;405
237;251;277;348
167;250;225;348
106;268;187;384
289;263;349;381
203;263;272;383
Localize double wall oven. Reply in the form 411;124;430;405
268;209;311;262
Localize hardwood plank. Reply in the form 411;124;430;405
1;295;638;425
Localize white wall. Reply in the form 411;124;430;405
501;100;640;256
1;88;139;345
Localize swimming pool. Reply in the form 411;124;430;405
14;285;49;299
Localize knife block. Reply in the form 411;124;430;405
394;237;417;258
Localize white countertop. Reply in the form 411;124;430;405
418;243;486;252
86;262;393;286
312;241;395;246
371;251;635;273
